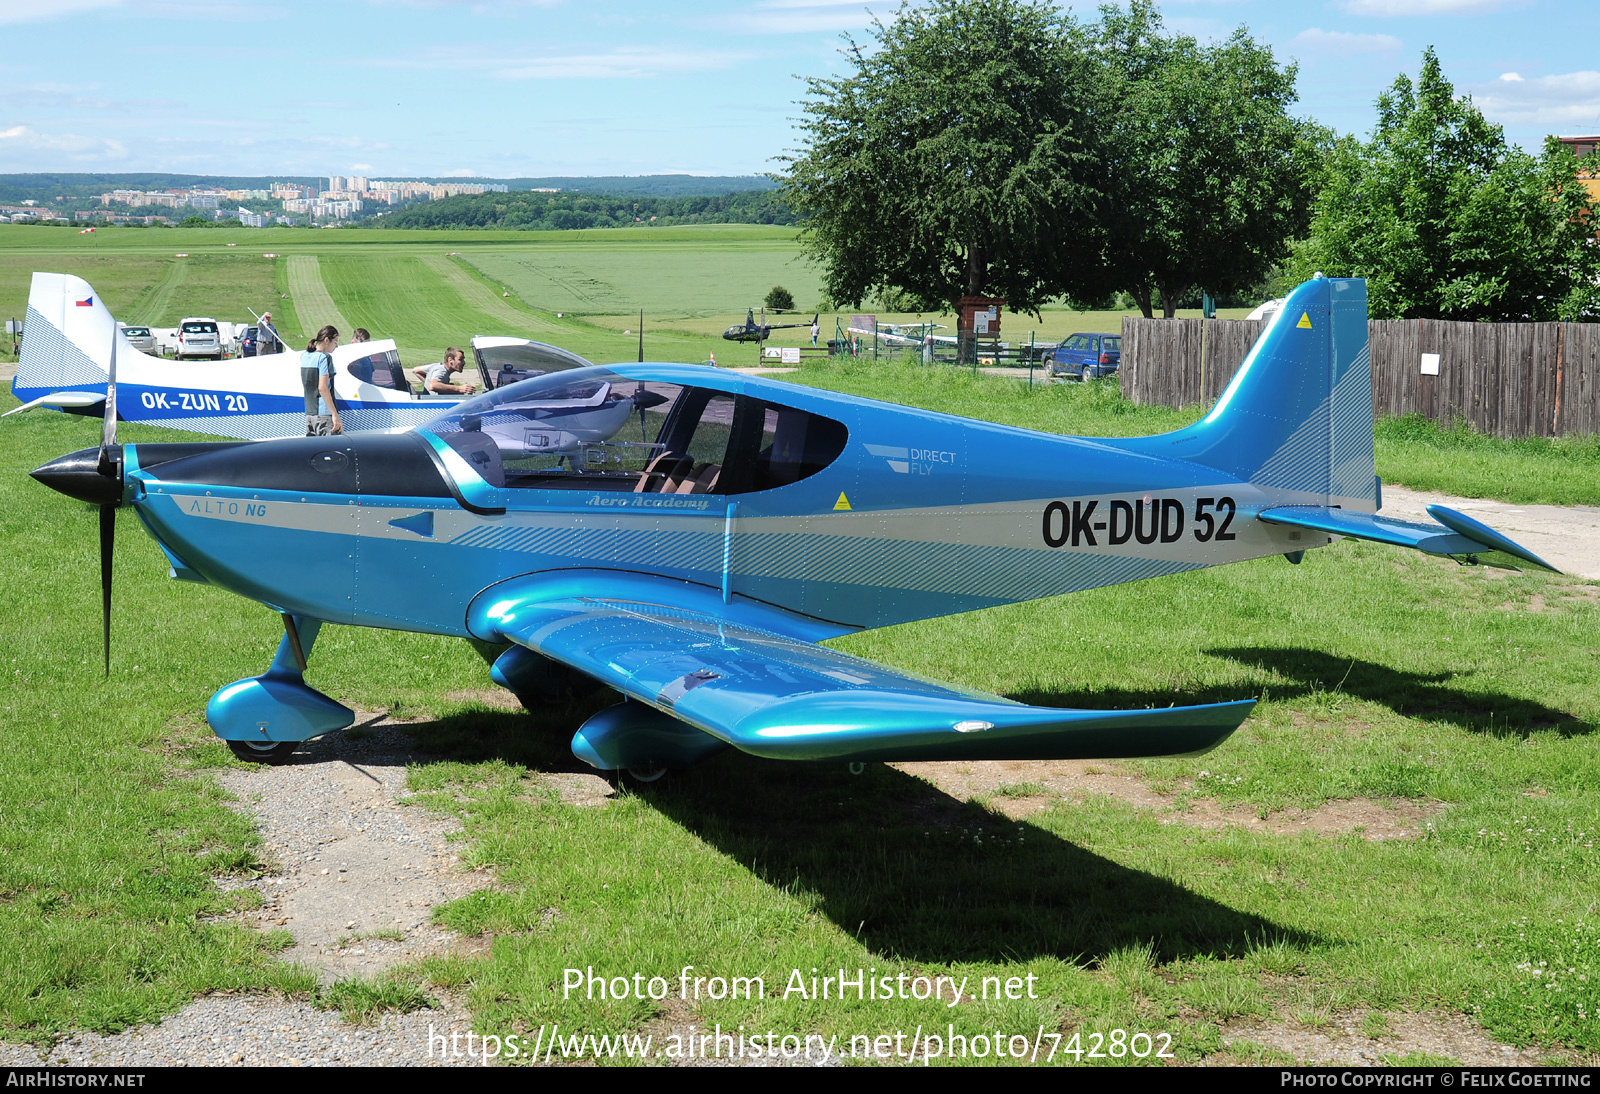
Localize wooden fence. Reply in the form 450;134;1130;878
1120;316;1600;438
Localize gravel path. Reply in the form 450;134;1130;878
1380;484;1600;579
0;717;496;1067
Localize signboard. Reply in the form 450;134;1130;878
1420;352;1440;376
4;320;19;335
780;346;801;364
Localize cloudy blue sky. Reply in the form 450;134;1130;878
0;0;1596;179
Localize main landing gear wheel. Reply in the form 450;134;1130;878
227;739;299;765
625;764;668;784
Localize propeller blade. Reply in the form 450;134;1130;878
97;320;117;475
99;502;114;677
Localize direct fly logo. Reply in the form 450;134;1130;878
864;443;957;475
1042;495;1239;550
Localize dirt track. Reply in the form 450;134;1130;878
1380;483;1600;579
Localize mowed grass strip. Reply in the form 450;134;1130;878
283;255;351;340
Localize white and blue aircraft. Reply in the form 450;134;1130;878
8;272;592;440
29;276;1558;777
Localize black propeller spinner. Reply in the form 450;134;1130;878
30;322;121;676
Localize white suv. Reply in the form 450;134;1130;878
177;317;222;360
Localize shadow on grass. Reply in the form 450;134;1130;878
1207;647;1589;738
404;703;1316;969
1005;646;1588;738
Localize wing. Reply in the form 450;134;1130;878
472;573;1253;766
3;391;106;416
1260;504;1559;573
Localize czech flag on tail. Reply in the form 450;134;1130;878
75;296;93;307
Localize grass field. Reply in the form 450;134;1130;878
1;376;1597;1061
2;222;1600;1061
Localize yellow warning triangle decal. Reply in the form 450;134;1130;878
833;492;852;511
1297;312;1313;329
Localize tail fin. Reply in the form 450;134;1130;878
13;272;119;403
1116;276;1377;512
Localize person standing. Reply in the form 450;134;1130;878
258;312;282;356
301;325;342;435
811;316;819;347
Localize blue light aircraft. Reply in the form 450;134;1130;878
8;272;591;440
29;276;1558;777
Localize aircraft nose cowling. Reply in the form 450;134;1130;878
31;446;123;506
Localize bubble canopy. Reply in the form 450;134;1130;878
417;366;848;496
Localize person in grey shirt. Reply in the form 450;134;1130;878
410;347;478;395
258;312;283;356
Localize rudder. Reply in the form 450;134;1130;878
14;272;116;403
1113;276;1377;512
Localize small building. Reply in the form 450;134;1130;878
1556;135;1600;205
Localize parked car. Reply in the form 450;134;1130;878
176;317;222;361
118;324;156;355
1049;332;1120;380
238;325;259;357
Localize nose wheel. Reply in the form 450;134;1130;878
227;739;299;765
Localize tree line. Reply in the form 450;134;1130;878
380;190;798;231
780;0;1600;322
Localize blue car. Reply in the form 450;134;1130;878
239;326;259;357
1049;332;1121;380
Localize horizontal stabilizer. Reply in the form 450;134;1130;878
1260;504;1559;573
3;391;105;416
473;573;1254;764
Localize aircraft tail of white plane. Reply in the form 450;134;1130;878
1112;275;1378;512
11;272;133;410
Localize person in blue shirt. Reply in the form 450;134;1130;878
301;325;342;435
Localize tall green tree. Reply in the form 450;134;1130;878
1290;48;1600;321
779;0;1103;315
1091;1;1315;318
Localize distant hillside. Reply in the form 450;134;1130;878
499;175;776;197
380;189;797;231
0;174;325;204
0;173;776;205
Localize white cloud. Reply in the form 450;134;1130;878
490;47;730;80
725;0;903;35
1339;0;1509;14
0;0;283;21
1290;28;1402;54
0;125;127;161
1468;69;1600;127
131;2;287;19
366;0;562;7
0;0;119;25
